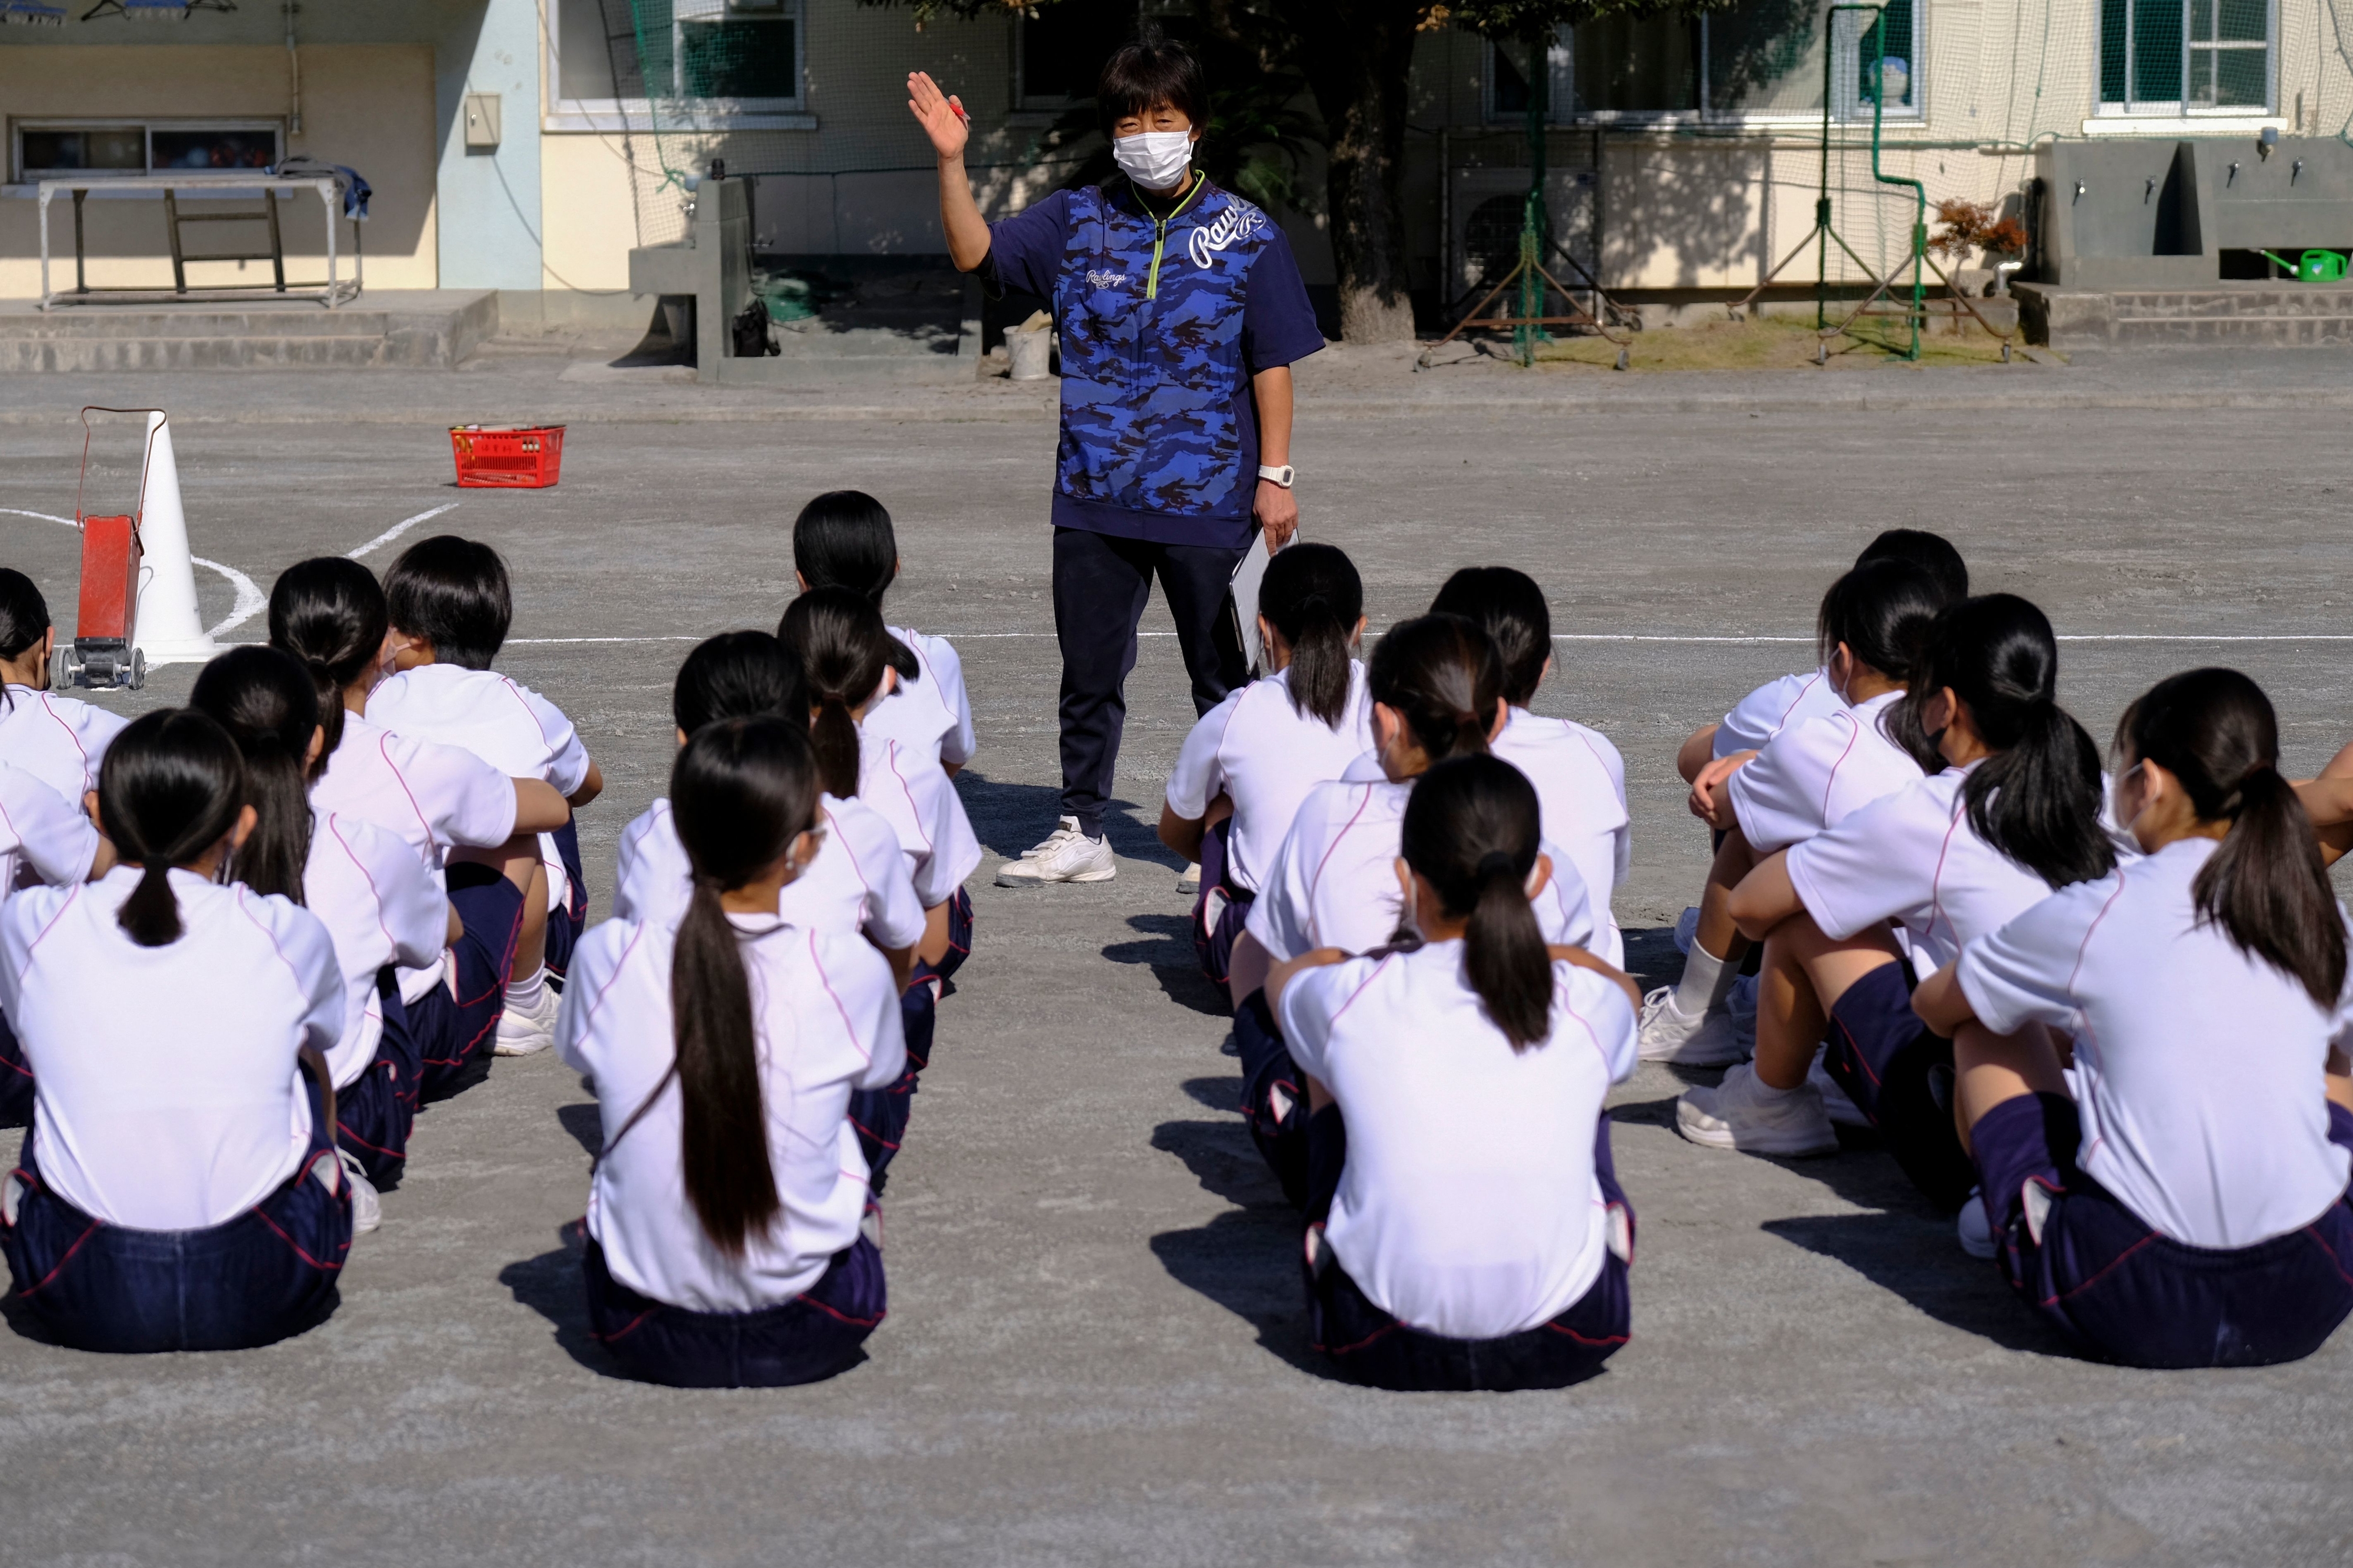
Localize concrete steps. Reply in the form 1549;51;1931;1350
2017;281;2353;348
0;290;499;371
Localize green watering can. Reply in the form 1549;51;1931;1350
2257;248;2349;282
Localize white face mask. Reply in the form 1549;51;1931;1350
1113;129;1194;192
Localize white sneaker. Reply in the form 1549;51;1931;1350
994;816;1116;887
1677;1062;1839;1155
1811;1059;1869;1127
1176;862;1201;895
1638;986;1747;1066
336;1148;382;1234
1957;1186;1998;1259
494;981;561;1056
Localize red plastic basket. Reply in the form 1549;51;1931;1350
449;424;565;489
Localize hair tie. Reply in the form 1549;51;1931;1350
1476;850;1515;880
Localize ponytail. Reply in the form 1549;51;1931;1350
2121;668;2347;1007
96;709;246;947
779;586;910;799
1818;558;1950;769
1401;756;1554;1049
662;716;821;1255
0;567;51;708
189;646;321;903
1259;542;1362;729
1429;565;1553;709
1368;614;1504;766
268;556;389;770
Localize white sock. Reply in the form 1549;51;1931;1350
505;966;548;1013
1745;1069;1799;1101
1674;943;1736;1016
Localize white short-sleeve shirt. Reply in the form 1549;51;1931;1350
0;868;344;1229
612;792;925;953
305;810;450;1089
856;733;981;909
1955;836;2353;1250
312;712;520;869
1715;666;1844;759
1491;706;1630;968
862;626;976;769
556;912;906;1313
0;685;128;802
0;762;99;897
1243;778;1597;963
1165;663;1374;896
1727;690;1923;855
1279;941;1637;1339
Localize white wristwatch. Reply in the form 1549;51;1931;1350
1258;463;1295;488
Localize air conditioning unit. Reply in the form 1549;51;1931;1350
1447;165;1598;302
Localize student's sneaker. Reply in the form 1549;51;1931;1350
1177;862;1201;895
995;816;1117;887
494;982;561;1057
336;1148;382;1235
1637;987;1746;1066
1811;1059;1870;1127
1676;1063;1839;1156
1957;1186;1998;1259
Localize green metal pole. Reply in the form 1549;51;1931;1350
1864;15;1927;360
1817;13;1836;331
1519;25;1550;367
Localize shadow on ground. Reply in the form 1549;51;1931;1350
1148;1117;1321;1374
501;1224;624;1377
1102;913;1227;1016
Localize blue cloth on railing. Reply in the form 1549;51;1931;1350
271;160;370;220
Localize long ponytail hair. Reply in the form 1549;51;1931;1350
778;586;914;799
2118;668;2347;1007
0;568;51;708
1259;542;1362;728
1401;755;1554;1050
97;709;246;947
188;647;320;903
268;556;388;773
1367;614;1504;769
665;715;821;1256
1909;595;2115;889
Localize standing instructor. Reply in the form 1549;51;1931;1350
909;35;1324;888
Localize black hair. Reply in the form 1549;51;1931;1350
2118;669;2347;1009
778;587;915;800
383;535;512;670
97;708;246;948
1401;756;1554;1050
664;715;821;1257
1096;32;1207;138
267;556;386;772
1367;614;1504;769
1429;566;1551;708
1259;542;1362;729
0;568;51;708
674;630;805;736
1817;558;1950;767
189;647;320;905
791;491;899;610
1909;595;2115;889
1857;529;1969;602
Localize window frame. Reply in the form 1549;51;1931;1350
544;0;812;134
2095;0;2277;116
12;118;285;183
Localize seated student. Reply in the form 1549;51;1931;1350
271;558;572;1095
0;762;112;1127
1915;669;2353;1369
0;568;129;804
558;716;902;1388
1160;542;1370;993
366;537;604;1056
1266;755;1642;1391
791;490;976;779
191;648;454;1215
1430;566;1630;969
1681;596;2116;1189
1639;557;1950;1066
0;710;353;1354
1230;614;1598;1202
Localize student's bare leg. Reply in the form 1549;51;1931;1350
1694;828;1755;970
1752;915;1902;1092
1951;1021;2068;1157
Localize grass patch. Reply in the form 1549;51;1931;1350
1514;313;2032;372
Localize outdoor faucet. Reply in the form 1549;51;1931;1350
2145;176;2158;203
2072;180;2085;203
2293;158;2305;184
2228;161;2241;185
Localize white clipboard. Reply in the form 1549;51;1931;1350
1226;525;1284;677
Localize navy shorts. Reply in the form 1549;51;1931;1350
1190;818;1251;992
0;1007;29;1130
334;972;422;1188
929;885;972;987
1821;959;1975;1210
583;1231;885;1388
0;1066;352;1354
542;819;590;982
1972;1093;2353;1368
434;864;528;1100
1304;1106;1634;1392
1233;988;1309;1207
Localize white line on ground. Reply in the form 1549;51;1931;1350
1;508;261;641
346;502;462;562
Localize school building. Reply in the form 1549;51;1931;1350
3;0;2348;329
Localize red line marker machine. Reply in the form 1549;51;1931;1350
59;405;163;692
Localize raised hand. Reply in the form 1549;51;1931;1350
908;71;969;162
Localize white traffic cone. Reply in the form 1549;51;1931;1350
131;410;216;666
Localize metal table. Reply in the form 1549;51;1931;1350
38;172;361;311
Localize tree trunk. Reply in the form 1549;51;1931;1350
1278;1;1421;343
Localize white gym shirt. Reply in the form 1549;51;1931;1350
1727;689;1922;854
856;733;981;910
862;626;976;770
305;810;450;1089
1956;836;2353;1249
312;712;520;871
0;868;342;1230
0;762;99;896
558;912;905;1313
0;685;128;803
1490;706;1631;968
1713;666;1844;759
1279;942;1637;1339
613;792;926;953
1164;662;1374;896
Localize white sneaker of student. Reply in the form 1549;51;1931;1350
1676;1062;1839;1156
994;816;1117;888
494;980;561;1057
336;1148;382;1235
1811;1058;1870;1127
1637;986;1747;1066
1177;862;1201;895
1957;1186;1998;1259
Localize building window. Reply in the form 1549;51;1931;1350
548;0;807;131
14;121;282;182
2101;0;2272;113
1015;2;1139;112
